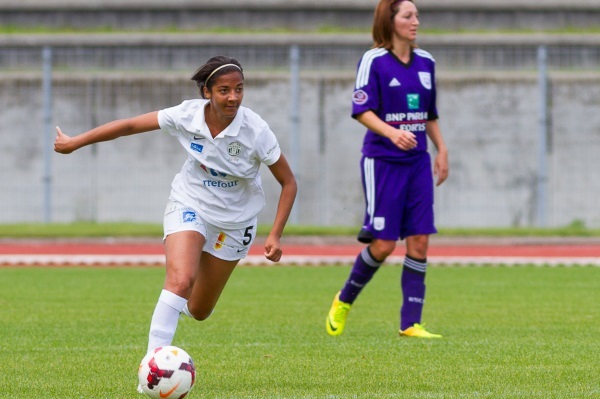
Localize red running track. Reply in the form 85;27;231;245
1;241;600;257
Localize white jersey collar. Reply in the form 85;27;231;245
191;99;243;139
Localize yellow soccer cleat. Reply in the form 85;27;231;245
399;323;442;338
326;292;352;336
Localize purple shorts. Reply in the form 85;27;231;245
360;153;437;241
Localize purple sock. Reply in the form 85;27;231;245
339;247;382;304
400;255;427;331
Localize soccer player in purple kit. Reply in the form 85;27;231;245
326;0;449;338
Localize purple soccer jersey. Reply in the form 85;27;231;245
352;48;438;161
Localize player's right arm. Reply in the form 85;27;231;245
355;110;417;151
54;111;160;154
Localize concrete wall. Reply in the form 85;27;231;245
1;70;599;228
1;0;599;31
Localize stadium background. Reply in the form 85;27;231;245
1;0;599;229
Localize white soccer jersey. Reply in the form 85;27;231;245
158;99;281;229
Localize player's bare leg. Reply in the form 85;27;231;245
147;231;204;353
405;234;428;260
164;231;205;297
185;252;239;320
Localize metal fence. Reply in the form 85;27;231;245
1;36;600;227
2;39;600;72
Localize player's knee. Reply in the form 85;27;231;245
165;277;196;298
369;240;396;260
407;235;429;259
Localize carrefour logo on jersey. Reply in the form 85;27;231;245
202;179;239;188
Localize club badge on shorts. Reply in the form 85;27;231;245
374;217;385;231
181;209;197;223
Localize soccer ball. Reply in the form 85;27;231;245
138;346;196;399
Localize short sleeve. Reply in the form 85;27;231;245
158;100;198;136
351;49;386;119
255;126;281;166
157;105;179;135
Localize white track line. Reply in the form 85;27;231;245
0;254;599;266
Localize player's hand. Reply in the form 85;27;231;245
54;126;75;154
263;235;283;263
434;150;449;186
388;129;417;151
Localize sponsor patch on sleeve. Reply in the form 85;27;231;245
352;89;369;105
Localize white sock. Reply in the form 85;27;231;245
181;303;193;318
147;289;188;352
181;304;214;320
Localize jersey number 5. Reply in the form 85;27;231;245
243;226;254;246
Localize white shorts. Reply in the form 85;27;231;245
163;199;258;261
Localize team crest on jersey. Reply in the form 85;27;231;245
418;72;432;90
227;141;242;157
352;89;368;105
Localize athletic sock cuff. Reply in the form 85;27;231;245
159;289;188;312
404;255;427;273
362;247;384;267
181;304;193;318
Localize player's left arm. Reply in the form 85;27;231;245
264;154;298;262
426;119;449;186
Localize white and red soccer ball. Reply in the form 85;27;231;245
138;346;196;399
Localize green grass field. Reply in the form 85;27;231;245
1;265;598;398
1;221;600;238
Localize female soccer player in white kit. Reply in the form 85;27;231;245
54;56;298;388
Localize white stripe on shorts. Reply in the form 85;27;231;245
363;157;375;225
